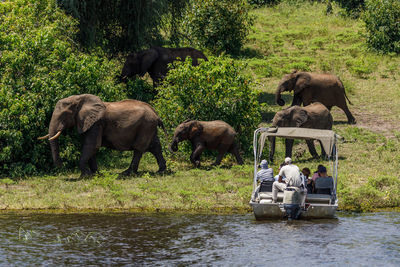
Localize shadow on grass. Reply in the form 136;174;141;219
333;120;351;125
117;169;176;180
234;47;265;59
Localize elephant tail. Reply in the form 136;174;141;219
339;78;353;105
158;119;168;139
344;91;353;105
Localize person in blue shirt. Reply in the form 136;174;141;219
257;160;274;182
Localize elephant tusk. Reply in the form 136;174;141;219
37;134;50;140
49;131;62;141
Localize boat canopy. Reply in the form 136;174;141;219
257;127;340;157
252;127;341;197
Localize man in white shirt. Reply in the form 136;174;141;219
272;157;302;203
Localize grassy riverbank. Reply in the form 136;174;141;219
2;1;400;213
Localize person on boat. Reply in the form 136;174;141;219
272;157;303;203
274;162;286;181
311;165;325;182
256;160;274;183
301;167;313;193
314;165;334;193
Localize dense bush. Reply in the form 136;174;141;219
125;79;156;103
363;0;400;54
58;0;190;53
0;0;127;177
247;0;280;6
334;0;365;17
183;0;253;55
153;57;261;153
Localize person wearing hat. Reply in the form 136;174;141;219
256;159;274;183
272;157;302;203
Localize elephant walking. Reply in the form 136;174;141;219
269;102;333;163
38;94;166;177
120;47;208;86
170;120;243;167
275;71;356;124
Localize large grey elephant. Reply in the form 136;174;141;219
38;94;166;177
269;102;333;163
170;120;243;167
275;71;356;124
120;47;208;86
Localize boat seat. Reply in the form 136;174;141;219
259;180;274;192
314;177;334;195
259;192;284;202
305;194;332;204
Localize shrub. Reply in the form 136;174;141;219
183;0;253;55
247;0;280;6
153;57;261;154
334;0;365;17
125;79;156;103
363;0;400;54
0;0;126;177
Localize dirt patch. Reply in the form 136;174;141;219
350;108;400;138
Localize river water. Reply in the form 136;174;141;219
0;212;399;266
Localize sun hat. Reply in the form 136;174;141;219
284;157;292;164
260;159;268;169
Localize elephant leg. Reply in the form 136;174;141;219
229;143;244;165
319;140;327;159
285;139;294;158
269;136;276;163
80;123;102;177
306;139;319;158
121;149;143;176
88;156;98;174
190;143;205;167
148;135;166;173
79;145;98;177
291;94;303;106
213;149;228;166
341;105;356;124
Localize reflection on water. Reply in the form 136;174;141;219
0;212;399;266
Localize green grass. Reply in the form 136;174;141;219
2;1;400;213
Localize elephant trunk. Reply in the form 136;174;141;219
275;85;286;106
269;136;276;163
169;138;179;152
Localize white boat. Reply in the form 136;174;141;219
249;127;340;220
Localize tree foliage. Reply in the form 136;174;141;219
153;57;261;153
183;0;253;55
334;0;365;17
0;0;127;177
363;0;400;54
58;0;189;53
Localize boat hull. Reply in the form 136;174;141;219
250;202;338;220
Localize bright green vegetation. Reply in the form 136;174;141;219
154;57;261;152
1;1;400;212
0;156;253;213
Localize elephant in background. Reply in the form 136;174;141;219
170;120;243;167
38;94;166;177
120;47;208;86
275;71;356;124
269;102;333;163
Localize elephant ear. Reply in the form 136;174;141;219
188;121;203;139
140;48;159;75
293;108;308;127
76;94;106;134
293;72;311;95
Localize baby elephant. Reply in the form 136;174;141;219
170;120;243;167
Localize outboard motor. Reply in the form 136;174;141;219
283;187;303;220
